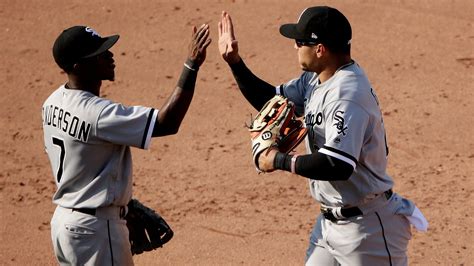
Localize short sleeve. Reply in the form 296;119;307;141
97;103;158;149
319;100;369;168
280;72;317;117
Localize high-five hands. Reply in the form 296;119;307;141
188;24;212;68
218;11;241;64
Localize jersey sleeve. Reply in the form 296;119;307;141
96;103;158;149
279;72;317;117
318;100;369;169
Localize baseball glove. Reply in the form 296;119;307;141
125;199;174;255
249;95;307;172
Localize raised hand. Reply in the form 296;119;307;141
218;11;240;64
188;24;212;68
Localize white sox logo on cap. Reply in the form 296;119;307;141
85;27;100;37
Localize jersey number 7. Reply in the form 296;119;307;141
52;137;65;183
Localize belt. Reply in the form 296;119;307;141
72;206;127;219
384;189;393;200
321;206;363;222
321;189;393;222
72;208;96;216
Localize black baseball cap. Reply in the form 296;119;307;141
279;6;351;47
53;26;119;70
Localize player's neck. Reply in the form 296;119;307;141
318;55;352;83
66;76;102;96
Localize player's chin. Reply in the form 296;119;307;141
300;65;310;72
298;61;309;71
103;75;115;81
299;63;316;73
104;71;115;81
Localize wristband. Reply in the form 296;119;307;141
184;58;199;72
291;155;298;174
274;152;290;171
177;63;198;90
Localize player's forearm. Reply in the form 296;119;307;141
152;60;197;137
274;152;353;180
229;59;276;110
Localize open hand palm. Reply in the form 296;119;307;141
218;11;240;64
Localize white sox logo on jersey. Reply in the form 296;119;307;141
333;110;348;136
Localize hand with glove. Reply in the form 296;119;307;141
257;147;279;172
125;199;174;255
249;95;307;173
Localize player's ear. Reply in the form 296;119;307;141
66;63;81;74
67;62;87;76
73;59;93;71
60;63;75;74
315;43;325;58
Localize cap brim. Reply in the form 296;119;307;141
83;34;120;58
279;24;305;40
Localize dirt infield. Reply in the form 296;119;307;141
1;0;473;265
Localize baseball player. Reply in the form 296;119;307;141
218;7;428;265
42;24;210;265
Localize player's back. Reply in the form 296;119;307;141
42;85;131;208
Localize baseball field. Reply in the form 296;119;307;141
1;0;473;265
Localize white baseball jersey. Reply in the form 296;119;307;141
280;61;393;207
42;85;158;208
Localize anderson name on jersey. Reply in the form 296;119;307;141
42;85;157;208
43;104;92;142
